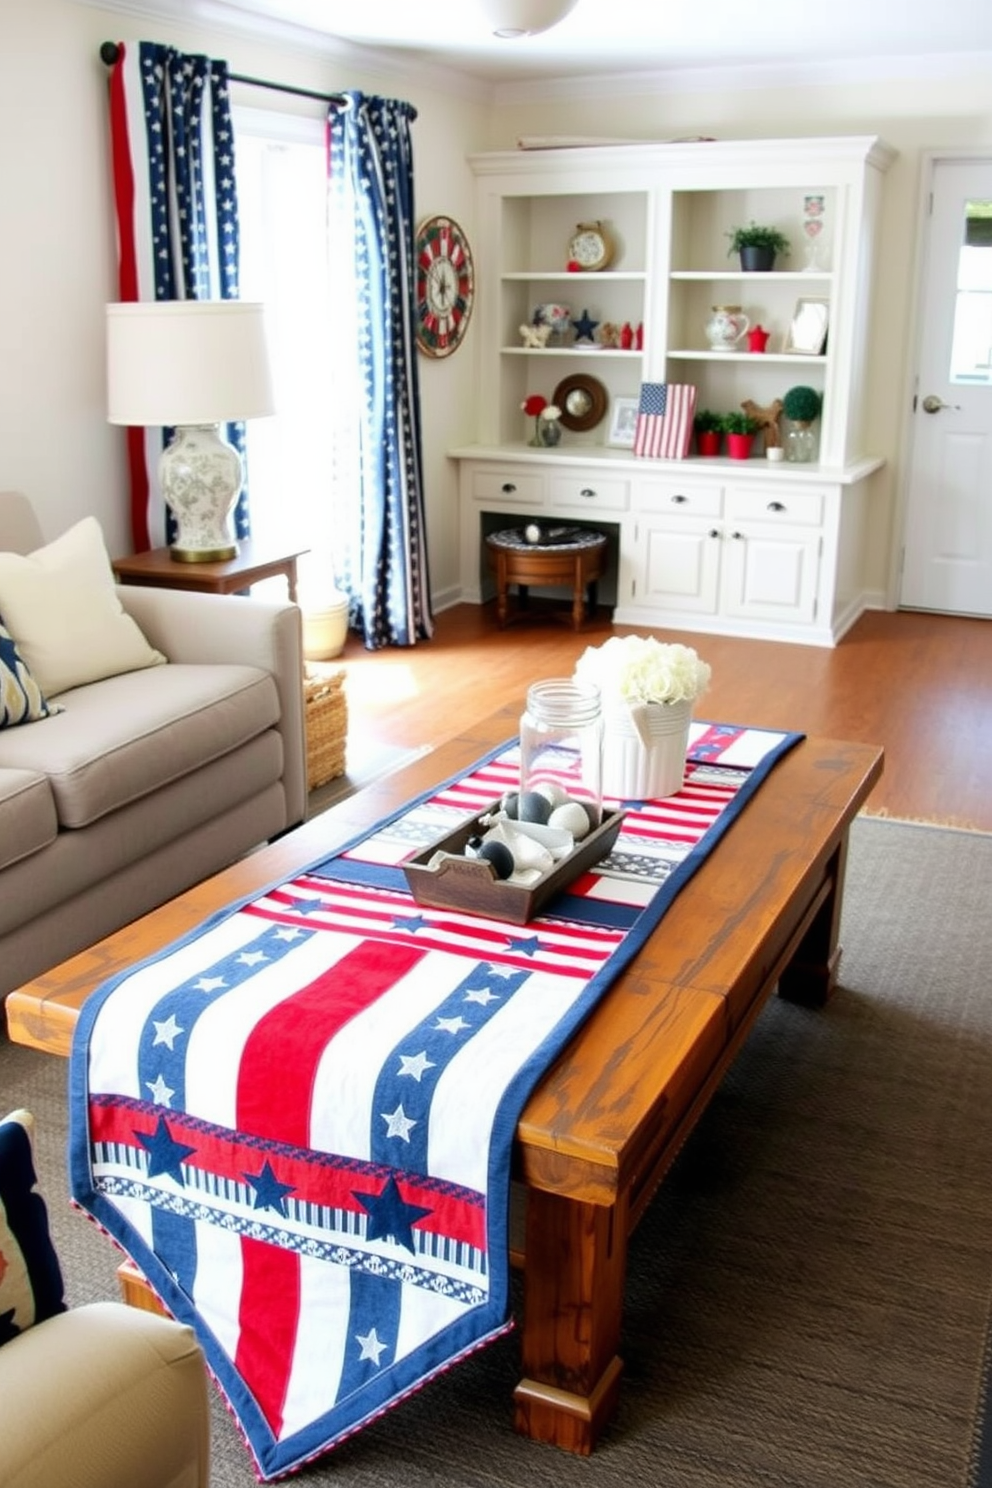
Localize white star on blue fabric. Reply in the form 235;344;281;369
146;1074;175;1107
356;1328;389;1366
382;1104;417;1142
397;1051;435;1081
435;1014;469;1035
152;1014;183;1049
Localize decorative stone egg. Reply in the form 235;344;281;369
499;791;520;819
533;781;568;809
477;840;514;880
548;801;593;839
517;791;552;825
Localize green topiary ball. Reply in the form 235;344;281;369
783;385;822;423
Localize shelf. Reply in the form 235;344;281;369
501;346;643;358
668;350;828;365
669;270;834;283
503;271;647;283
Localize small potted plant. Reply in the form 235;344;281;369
693;408;722;457
782;384;822;463
725;221;791;272
721;410;761;460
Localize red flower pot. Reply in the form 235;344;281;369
726;433;755;460
696;430;721;457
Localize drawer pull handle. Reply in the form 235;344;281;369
671;493;688;504
731;530;744;540
501;483;517;494
708;528;721;539
767;500;786;513
579;487;596;499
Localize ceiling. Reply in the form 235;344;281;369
192;0;992;86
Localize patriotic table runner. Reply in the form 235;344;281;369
69;721;801;1480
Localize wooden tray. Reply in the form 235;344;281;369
402;806;625;925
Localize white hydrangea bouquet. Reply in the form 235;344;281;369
574;635;711;708
574;636;712;799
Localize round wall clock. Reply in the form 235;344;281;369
415;214;475;358
568;220;615;272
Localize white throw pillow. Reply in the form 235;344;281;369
0;517;166;696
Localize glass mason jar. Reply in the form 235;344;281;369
519;678;603;827
786;421;818;462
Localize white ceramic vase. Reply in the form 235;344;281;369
602;698;692;800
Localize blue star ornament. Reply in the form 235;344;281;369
573;308;600;343
352;1174;432;1254
136;1115;197;1183
244;1160;296;1217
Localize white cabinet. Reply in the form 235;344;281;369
453;135;894;645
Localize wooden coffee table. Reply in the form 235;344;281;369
6;708;881;1456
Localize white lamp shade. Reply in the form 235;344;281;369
106;300;275;427
479;0;578;36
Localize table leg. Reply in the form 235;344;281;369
495;553;509;629
571;556;586;629
513;1186;627;1454
778;834;849;1006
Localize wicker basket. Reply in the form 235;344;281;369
304;667;347;790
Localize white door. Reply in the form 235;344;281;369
901;158;992;616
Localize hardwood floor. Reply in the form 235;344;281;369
328;603;992;833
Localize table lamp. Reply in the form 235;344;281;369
106;300;275;562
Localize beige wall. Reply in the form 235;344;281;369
2;3;991;613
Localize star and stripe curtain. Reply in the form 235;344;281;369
326;94;434;650
107;41;248;552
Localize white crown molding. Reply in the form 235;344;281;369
493;47;992;104
73;0;496;103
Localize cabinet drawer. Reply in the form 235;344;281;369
549;474;629;512
725;486;825;527
470;469;546;506
633;479;723;517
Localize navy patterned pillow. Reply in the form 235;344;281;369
0;619;62;728
0;1111;66;1346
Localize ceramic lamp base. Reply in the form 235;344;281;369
159;424;242;562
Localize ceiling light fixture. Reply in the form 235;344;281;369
479;0;579;39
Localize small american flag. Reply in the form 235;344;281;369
633;382;697;459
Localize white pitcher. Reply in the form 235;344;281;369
705;304;750;352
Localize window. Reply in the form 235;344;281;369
234;107;359;605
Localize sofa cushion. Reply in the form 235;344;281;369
0;1112;66;1347
0;769;57;871
0;622;62;729
0;662;281;828
0;517;165;696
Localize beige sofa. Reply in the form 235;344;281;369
0;491;307;1005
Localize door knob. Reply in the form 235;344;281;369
921;394;960;414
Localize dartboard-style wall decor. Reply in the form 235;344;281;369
415;215;475;358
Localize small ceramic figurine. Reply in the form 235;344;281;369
519;323;552;348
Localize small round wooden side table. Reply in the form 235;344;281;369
486;527;608;631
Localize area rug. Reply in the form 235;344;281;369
6;816;992;1486
66;723;798;1480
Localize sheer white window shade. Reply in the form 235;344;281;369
234;107;359;607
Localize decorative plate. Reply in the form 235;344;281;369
553;373;609;432
415;214;475;358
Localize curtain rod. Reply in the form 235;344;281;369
99;42;346;106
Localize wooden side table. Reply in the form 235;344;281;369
486;527;607;631
112;540;308;603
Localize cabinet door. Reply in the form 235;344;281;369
721;524;821;624
635;519;722;614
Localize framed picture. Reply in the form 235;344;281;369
607;395;639;448
784;297;829;355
